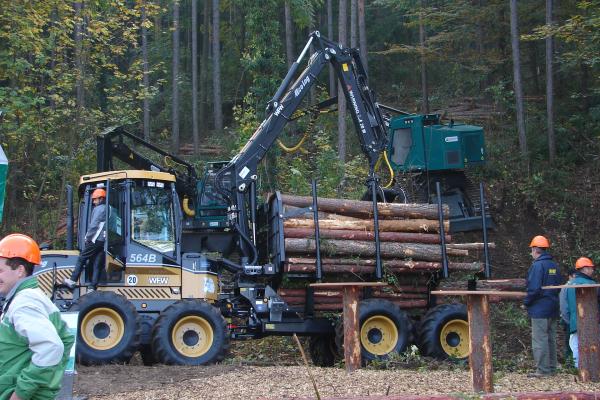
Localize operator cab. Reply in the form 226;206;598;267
77;170;181;288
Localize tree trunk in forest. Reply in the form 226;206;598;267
212;0;223;132
142;1;151;142
284;1;294;68
358;0;367;73
191;0;199;154
280;194;448;219
200;0;209;133
74;1;84;113
284;238;465;260
327;0;335;96
284;218;449;233
546;0;555;163
509;0;527;159
350;0;357;48
419;0;429;114
171;0;180;153
337;0;347;165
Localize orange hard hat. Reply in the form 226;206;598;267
91;188;106;199
575;257;595;269
0;233;42;265
529;235;550;248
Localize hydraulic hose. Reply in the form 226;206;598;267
374;151;395;189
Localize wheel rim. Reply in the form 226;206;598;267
81;307;125;351
440;319;470;358
360;315;398;356
171;315;214;358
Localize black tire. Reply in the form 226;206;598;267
335;299;412;362
418;303;469;360
139;344;156;366
70;291;141;366
152;300;230;365
308;334;339;367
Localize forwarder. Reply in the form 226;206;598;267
36;32;470;366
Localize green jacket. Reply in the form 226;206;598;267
565;272;598;334
0;277;74;400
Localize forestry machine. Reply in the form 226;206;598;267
36;32;401;366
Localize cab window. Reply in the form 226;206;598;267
130;182;175;255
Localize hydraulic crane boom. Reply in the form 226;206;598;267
215;31;389;273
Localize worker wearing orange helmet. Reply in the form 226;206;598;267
64;187;107;291
524;235;562;377
0;234;74;400
565;257;599;368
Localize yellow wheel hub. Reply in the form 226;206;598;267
171;315;213;358
81;307;125;351
440;319;470;358
360;315;398;356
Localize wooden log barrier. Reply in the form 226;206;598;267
284;227;451;244
544;284;600;383
285;260;483;274
431;290;526;393
284;218;450;234
309;282;388;373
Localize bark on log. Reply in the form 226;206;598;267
283;206;363;221
285;259;483;273
284;238;468;261
439;279;526;291
278;287;429;297
296;299;428;310
284;227;450;244
281;194;448;219
284;218;449;233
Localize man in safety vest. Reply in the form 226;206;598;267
0;234;74;400
524;235;562;377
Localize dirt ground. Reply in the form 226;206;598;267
74;364;600;400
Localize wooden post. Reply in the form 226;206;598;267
343;285;361;372
467;294;493;393
575;286;600;382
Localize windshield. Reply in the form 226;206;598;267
131;184;175;254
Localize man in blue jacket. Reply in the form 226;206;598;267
524;235;562;377
565;257;599;368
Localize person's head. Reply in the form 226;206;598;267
575;257;595;277
567;267;577;279
529;235;550;260
0;234;41;296
91;188;106;206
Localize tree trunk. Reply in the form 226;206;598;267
200;0;210;133
191;0;199;154
419;0;429;114
350;0;357;48
284;227;450;244
337;0;348;164
285;261;482;274
142;1;151;142
284;1;294;68
510;0;527;158
327;0;335;96
358;0;367;73
283;218;449;233
280;193;448;219
74;1;85;114
546;0;555;163
284;238;466;261
287;257;482;271
212;0;223;132
171;0;180;153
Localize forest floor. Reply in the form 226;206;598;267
73;337;600;399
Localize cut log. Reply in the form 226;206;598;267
285;258;483;272
293;299;428;311
446;243;496;250
284;238;468;261
283;206;363;221
284;227;450;244
278;287;429;297
439;279;526;292
280;194;448;219
287;257;482;271
284;218;449;233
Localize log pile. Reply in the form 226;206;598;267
276;194;493;311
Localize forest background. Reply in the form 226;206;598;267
0;0;599;277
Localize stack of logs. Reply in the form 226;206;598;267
277;194;491;311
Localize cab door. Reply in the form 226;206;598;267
104;180;127;281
